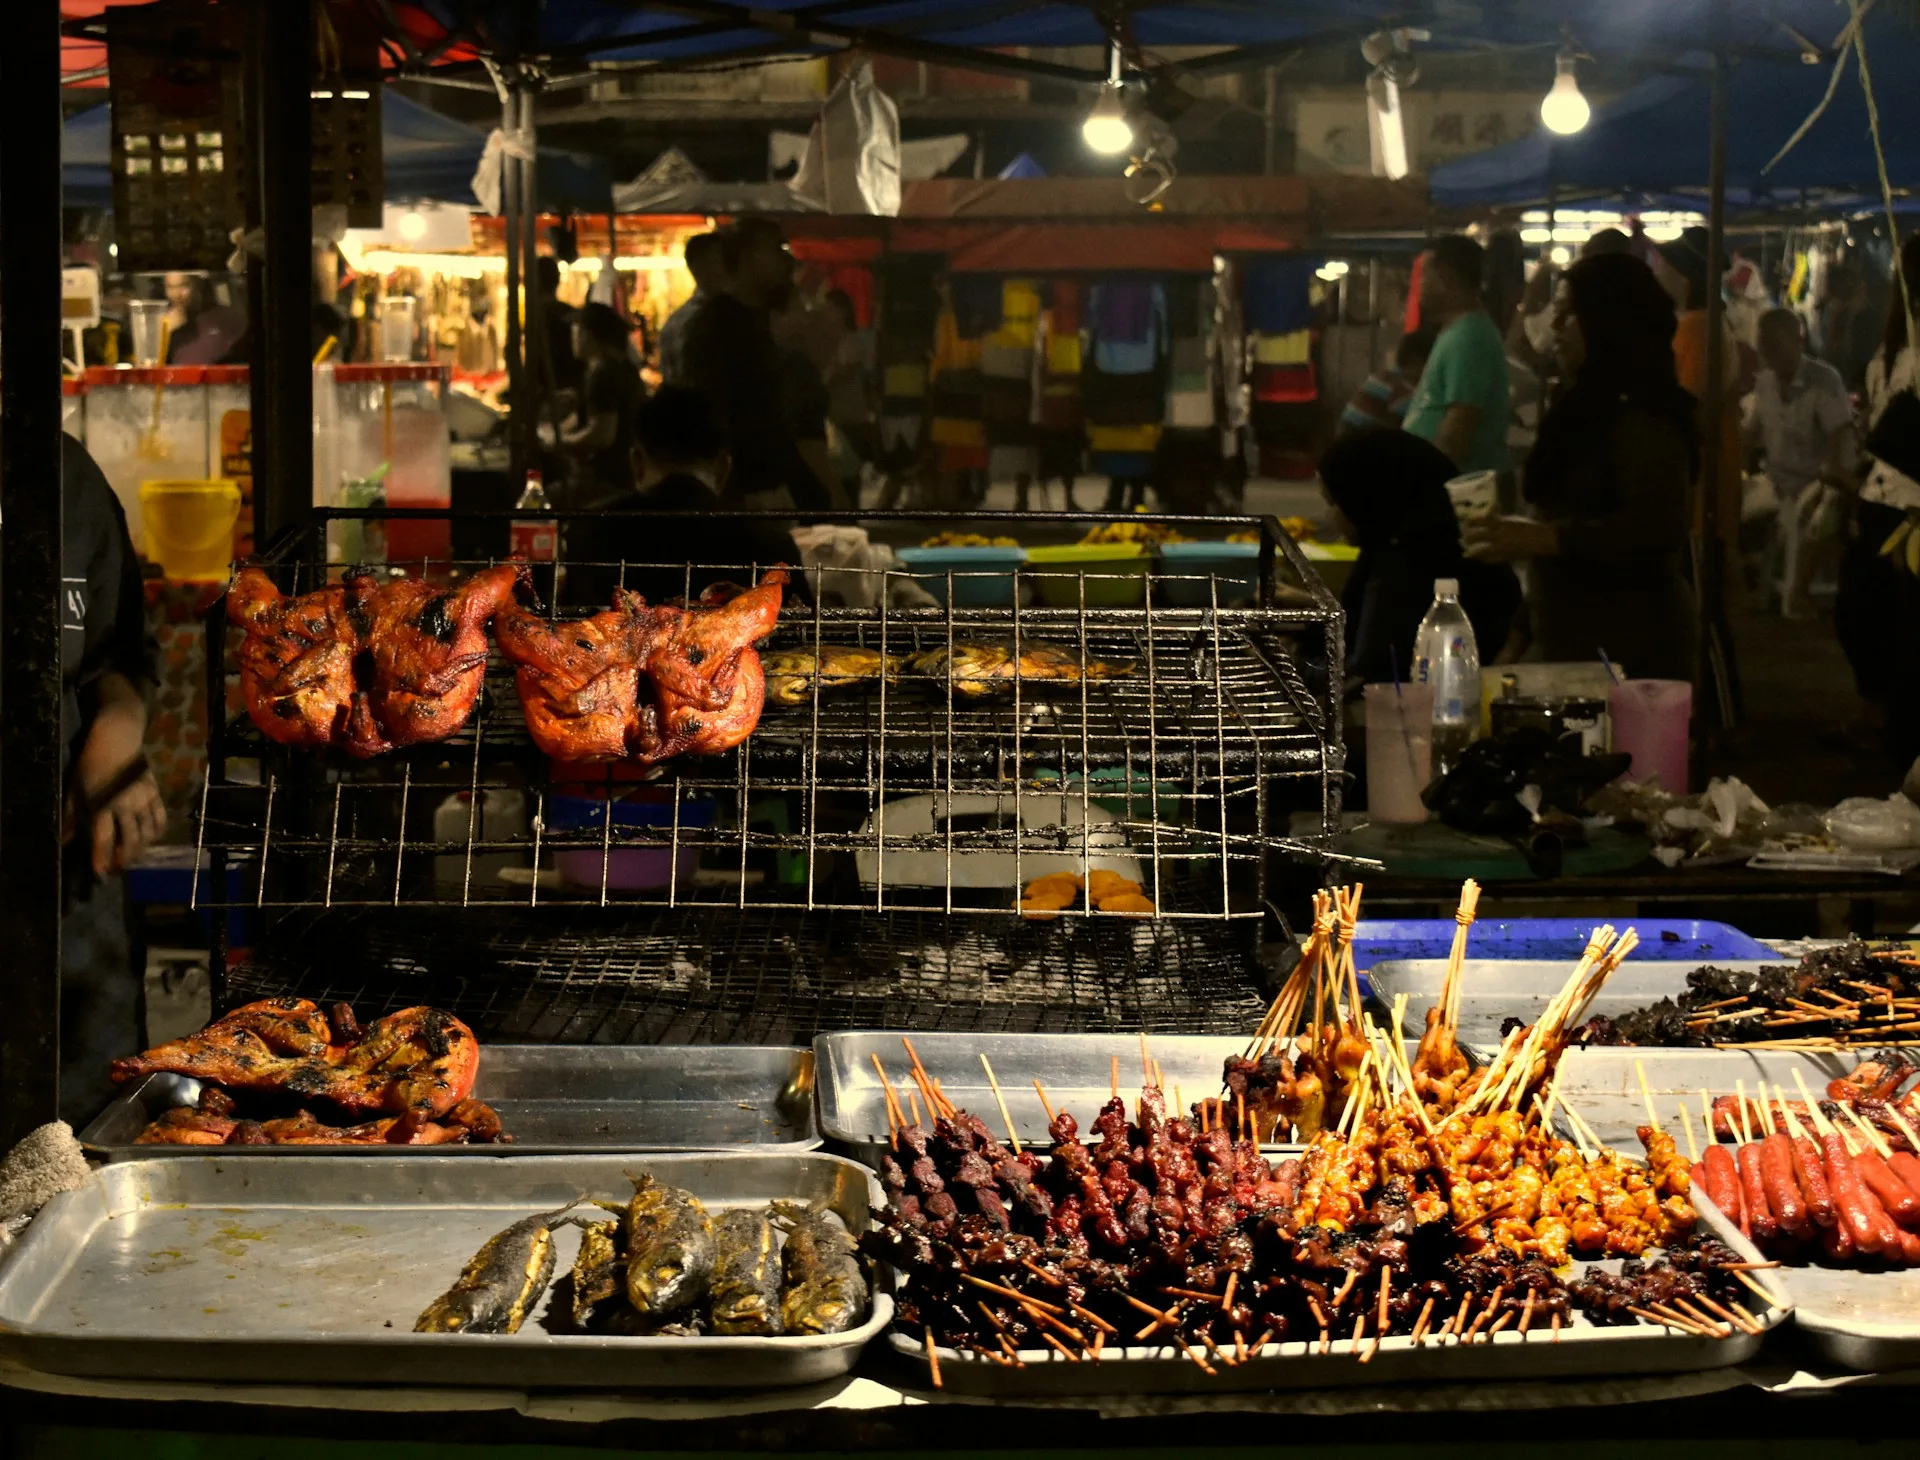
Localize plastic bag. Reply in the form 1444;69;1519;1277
1824;794;1920;852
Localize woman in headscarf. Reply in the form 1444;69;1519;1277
1467;252;1698;681
1320;429;1519;686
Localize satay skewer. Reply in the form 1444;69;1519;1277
871;1054;905;1142
1678;1102;1700;1163
978;1054;1022;1155
1032;1079;1056;1124
1635;1059;1661;1130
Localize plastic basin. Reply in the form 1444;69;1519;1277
895;545;1025;606
1158;540;1261;606
140;478;240;581
1024;542;1150;607
1351;917;1774;972
547;793;715;892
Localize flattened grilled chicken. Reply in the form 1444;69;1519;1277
229;564;526;757
761;646;899;706
906;638;1134;699
494;589;664;762
633;568;787;762
345;562;528;758
227;570;358;750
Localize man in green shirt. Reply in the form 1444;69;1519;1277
1403;234;1511;475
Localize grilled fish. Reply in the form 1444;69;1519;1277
761;647;900;706
906;639;1133;699
624;1172;715;1316
567;1218;624;1331
415;1202;578;1335
773;1203;868;1335
708;1208;784;1335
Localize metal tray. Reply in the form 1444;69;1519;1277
1365;960;1793;1049
0;1153;890;1389
816;1031;1418;1169
1551;1047;1920;1372
80;1045;819;1156
882;1190;1785;1394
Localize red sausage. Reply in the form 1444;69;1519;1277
1737;1142;1780;1244
1759;1133;1808;1234
1825;1135;1899;1254
1821;1211;1855;1261
1702;1145;1744;1231
1895;1227;1920;1267
1888;1150;1920;1201
1853;1148;1920;1230
1791;1136;1837;1229
1690;1161;1710;1199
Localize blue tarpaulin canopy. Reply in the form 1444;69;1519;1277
1430;13;1920;210
62;89;610;211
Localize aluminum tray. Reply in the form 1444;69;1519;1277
0;1153;889;1389
816;1031;1423;1169
1365;960;1794;1049
79;1045;819;1156
1551;1046;1920;1372
882;1190;1785;1394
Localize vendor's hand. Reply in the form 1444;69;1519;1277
74;761;167;878
1464;515;1558;563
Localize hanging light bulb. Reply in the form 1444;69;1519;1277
1540;49;1590;135
1083;83;1133;155
1084;43;1134;156
397;209;429;243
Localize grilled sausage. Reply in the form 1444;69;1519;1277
1790;1135;1836;1229
1852;1147;1920;1230
1736;1142;1779;1243
1824;1134;1898;1254
1759;1133;1808;1235
1702;1145;1744;1232
1888;1150;1920;1202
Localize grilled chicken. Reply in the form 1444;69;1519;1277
761;646;899;706
494;589;664;762
229;564;525;757
112;1000;480;1119
227;570;358;750
633;568;787;762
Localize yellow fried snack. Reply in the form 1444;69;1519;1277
1085;870;1141;902
1019;900;1063;921
1097;893;1158;916
1023;872;1083;904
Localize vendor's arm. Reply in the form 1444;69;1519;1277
72;671;165;878
1432;403;1481;469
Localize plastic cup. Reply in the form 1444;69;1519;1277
378;295;417;362
1445;470;1498;523
1610;678;1692;794
128;299;167;365
1365;683;1434;823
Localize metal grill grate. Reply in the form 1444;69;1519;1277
222;887;1272;1045
194;512;1345;925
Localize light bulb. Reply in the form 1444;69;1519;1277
397;209;428;242
1082;84;1133;156
1540;53;1590;135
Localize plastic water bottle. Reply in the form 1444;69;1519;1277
1413;577;1479;776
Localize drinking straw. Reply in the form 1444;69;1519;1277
1597;648;1622;686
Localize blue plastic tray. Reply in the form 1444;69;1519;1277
1350;917;1772;971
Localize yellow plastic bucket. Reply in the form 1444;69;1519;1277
139;478;242;581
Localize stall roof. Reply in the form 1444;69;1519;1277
1429;12;1920;210
61;89;611;212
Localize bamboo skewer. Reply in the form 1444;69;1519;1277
1678;1102;1700;1164
978;1054;1022;1155
1635;1059;1660;1130
1032;1079;1056;1125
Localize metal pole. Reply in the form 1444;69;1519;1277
0;0;66;1143
502;82;526;484
247;0;314;546
518;83;543;466
1699;0;1731;722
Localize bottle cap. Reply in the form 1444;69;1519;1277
1434;577;1459;596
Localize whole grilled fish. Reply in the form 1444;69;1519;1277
708;1208;784;1335
415;1202;578;1335
625;1172;715;1316
761;646;899;706
567;1218;624;1331
774;1203;868;1335
907;639;1133;699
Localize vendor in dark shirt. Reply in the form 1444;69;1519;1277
556;301;644;507
57;436;166;1122
567;386;798;609
679;218;831;513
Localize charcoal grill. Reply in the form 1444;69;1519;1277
195;510;1346;1039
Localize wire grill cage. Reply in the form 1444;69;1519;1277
197;510;1343;920
195;509;1343;1034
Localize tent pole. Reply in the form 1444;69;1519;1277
1699;0;1734;745
518;82;544;474
0;0;65;1144
503;81;526;486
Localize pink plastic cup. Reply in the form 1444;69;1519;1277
1610;679;1692;794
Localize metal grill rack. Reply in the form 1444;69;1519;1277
196;510;1344;1034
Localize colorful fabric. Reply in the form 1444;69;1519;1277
1252;330;1313;366
883;363;927;398
1339;368;1415;434
1241;255;1317;335
1253;363;1318;404
930;416;986;448
1088;423;1163;453
1088;281;1167;376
